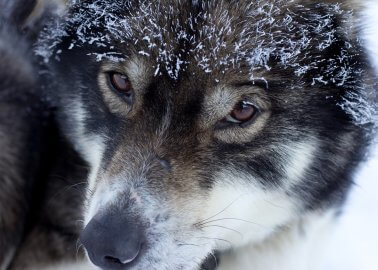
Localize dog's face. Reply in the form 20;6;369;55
40;1;371;269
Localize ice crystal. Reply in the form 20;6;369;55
35;0;377;127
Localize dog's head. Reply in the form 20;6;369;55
39;1;375;269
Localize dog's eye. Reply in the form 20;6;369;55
108;72;133;97
225;101;258;124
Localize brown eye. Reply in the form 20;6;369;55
227;101;258;124
108;72;133;96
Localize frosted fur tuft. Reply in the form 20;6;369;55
36;0;377;126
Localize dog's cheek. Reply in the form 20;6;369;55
199;179;299;251
198;140;318;250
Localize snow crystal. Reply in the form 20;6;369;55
35;0;377;127
338;87;377;126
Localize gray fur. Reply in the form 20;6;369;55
0;1;87;269
0;4;39;267
0;0;377;270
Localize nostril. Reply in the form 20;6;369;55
103;243;141;265
104;255;123;265
103;255;138;265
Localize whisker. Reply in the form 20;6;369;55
75;240;84;259
194;194;248;226
199;217;268;228
75;219;86;228
49;174;87;191
177;242;202;247
46;181;88;206
262;198;290;211
200;224;244;238
195;236;233;248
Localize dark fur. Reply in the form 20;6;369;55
45;0;372;208
0;0;376;269
0;0;44;266
0;1;88;269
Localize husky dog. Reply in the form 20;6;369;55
5;0;377;269
37;0;376;269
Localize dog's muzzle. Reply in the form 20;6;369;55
80;212;146;269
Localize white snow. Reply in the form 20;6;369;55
320;143;378;270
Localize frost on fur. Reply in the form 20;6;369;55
35;0;377;127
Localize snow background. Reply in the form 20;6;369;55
319;141;378;270
321;2;378;267
323;1;378;266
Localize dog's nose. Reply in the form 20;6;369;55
80;212;145;269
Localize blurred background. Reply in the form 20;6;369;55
325;1;378;268
321;141;378;270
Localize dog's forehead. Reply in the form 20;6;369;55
120;1;257;81
109;2;268;104
95;0;354;85
37;0;375;125
39;0;359;89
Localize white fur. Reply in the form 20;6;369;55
85;176;128;224
201;140;316;250
361;0;378;74
71;100;106;223
217;210;337;270
283;140;317;187
71;100;105;185
202;183;298;250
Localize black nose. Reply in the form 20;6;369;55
80;212;145;269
